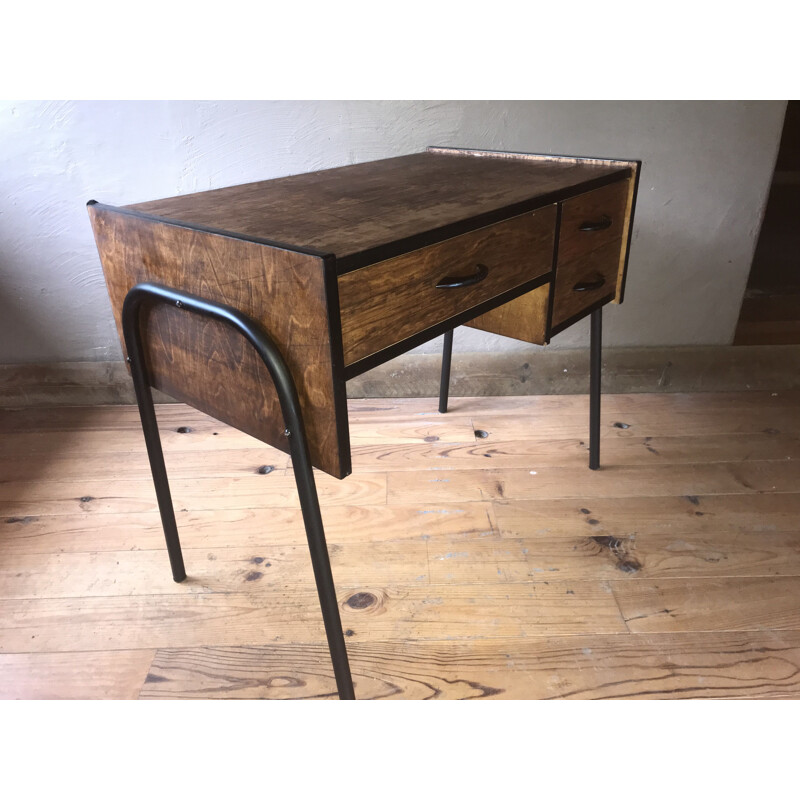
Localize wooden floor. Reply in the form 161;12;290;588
2;390;800;699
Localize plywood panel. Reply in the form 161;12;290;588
465;283;550;344
88;205;349;477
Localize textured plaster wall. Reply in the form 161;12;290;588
0;100;786;364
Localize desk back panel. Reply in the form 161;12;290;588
88;205;351;479
465;283;551;345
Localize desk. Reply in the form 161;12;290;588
88;147;640;699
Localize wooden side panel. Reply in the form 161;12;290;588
465;283;550;345
88;206;349;479
614;162;640;303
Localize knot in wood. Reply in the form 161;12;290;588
345;591;377;610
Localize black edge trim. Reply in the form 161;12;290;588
550;294;614;337
88;202;336;261
336;172;631;274
320;254;352;480
343;271;553;379
616;160;642;304
544;203;562;343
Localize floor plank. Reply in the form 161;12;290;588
426;531;800;583
613;576;800;633
492;493;800;537
388;461;800;504
0;650;155;700
0;582;626;653
0;544;428;599
348;431;800;472
139;631;800;700
0;503;497;555
0;449;291;483
0;473;387;516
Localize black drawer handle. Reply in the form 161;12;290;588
435;263;489;289
579;215;612;232
573;274;606;293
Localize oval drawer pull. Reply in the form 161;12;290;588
579;215;612;232
572;274;606;293
435;263;489;289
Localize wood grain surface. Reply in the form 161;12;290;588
124;151;629;270
88;204;349;478
139;632;800;699
465;283;550;345
3;389;799;699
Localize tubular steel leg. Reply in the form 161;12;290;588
123;313;186;583
439;328;454;413
122;282;355;700
589;306;602;470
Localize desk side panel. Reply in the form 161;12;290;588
614;160;641;303
88;205;350;479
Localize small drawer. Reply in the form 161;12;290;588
551;179;630;328
557;179;630;265
339;205;556;366
551;239;624;328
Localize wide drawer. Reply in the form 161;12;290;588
338;205;556;366
551;179;630;328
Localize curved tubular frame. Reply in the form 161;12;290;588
122;282;355;700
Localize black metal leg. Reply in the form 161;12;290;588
589;307;602;470
124;312;186;583
439;328;453;414
287;427;356;700
122;282;355;700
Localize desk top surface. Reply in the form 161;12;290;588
124;147;632;272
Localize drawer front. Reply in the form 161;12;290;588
557;179;630;264
339;205;556;366
552;179;630;328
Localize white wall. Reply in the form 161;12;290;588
0;100;786;364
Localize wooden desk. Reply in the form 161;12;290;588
88;146;640;698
